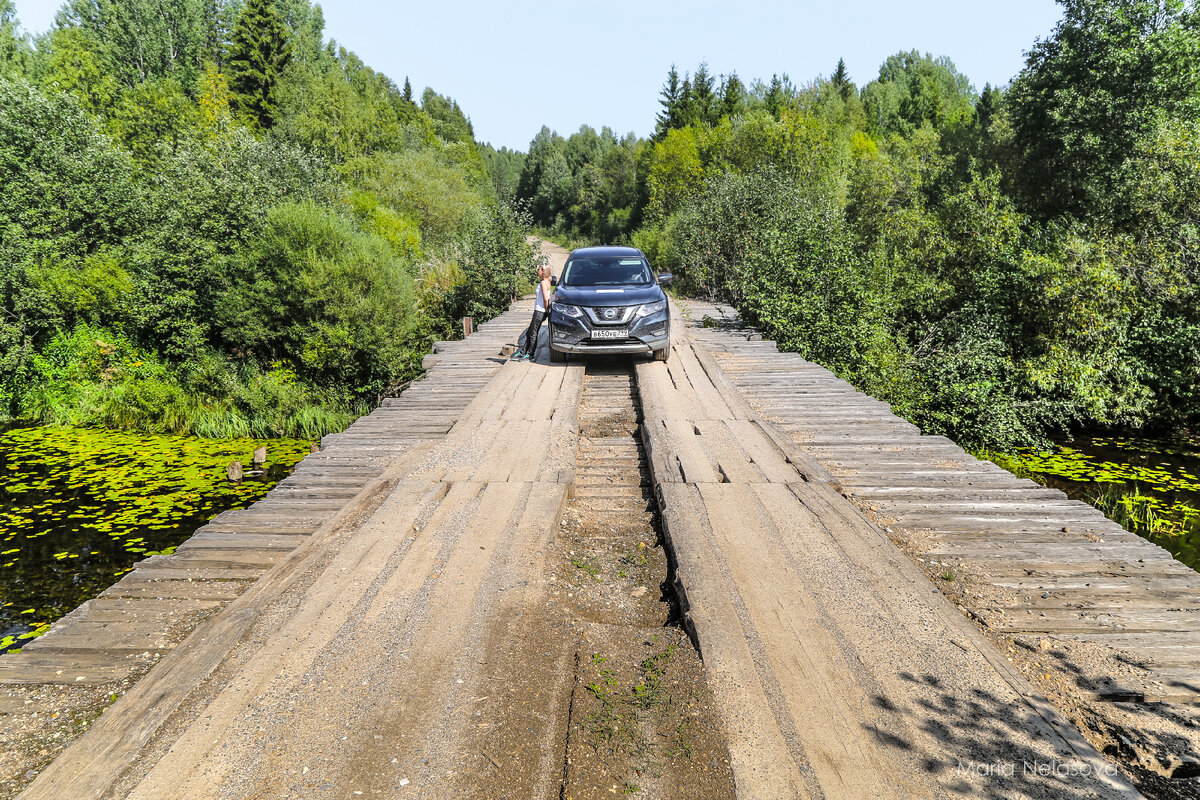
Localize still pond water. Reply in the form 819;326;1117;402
999;434;1200;571
0;426;310;652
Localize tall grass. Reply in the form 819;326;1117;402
1087;484;1200;539
18;325;357;439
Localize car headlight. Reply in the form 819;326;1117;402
636;300;667;317
556;304;584;318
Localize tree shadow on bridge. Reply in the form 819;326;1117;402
1004;637;1200;792
862;671;1135;799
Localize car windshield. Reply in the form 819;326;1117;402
560;256;653;287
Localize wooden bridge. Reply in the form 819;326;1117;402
4;270;1198;798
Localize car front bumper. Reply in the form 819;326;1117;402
549;309;669;355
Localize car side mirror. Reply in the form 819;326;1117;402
550;276;558;287
657;273;673;286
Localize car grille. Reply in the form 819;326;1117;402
583;306;636;325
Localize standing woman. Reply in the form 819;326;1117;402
516;265;553;361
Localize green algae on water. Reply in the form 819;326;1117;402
0;426;312;651
997;435;1200;572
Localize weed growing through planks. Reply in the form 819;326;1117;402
617;545;647;579
619;543;648;568
582;642;682;754
632;643;677;710
939;568;956;582
572;557;602;581
583;662;638;753
586;665;619;703
668;718;694;759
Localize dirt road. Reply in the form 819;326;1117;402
533;236;569;279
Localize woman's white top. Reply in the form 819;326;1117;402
534;281;548;312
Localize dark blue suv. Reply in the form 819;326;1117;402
548;246;672;362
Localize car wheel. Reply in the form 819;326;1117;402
550;347;566;363
653;346;669;362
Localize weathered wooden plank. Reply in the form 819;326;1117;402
126;565;264;581
978;607;1200;635
176;533;308;550
101;580;251;601
0;655;139;685
24;621;180;653
200;520;321;534
71;597;225;618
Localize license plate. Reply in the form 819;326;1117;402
591;329;628;340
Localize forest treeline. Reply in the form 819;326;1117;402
0;0;539;438
509;0;1200;451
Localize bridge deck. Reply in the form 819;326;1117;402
633;309;1139;798
7;283;1198;798
681;300;1200;706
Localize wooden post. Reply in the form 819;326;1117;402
463;317;473;337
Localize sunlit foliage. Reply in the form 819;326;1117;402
516;3;1200;451
0;0;540;436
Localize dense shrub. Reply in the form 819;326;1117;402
0;0;541;436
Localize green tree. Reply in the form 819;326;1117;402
217;202;417;394
0;78;142;413
832;58;851;100
654;64;684;139
1;0;534;434
38;27;119;113
720;72;745;119
975;83;999;132
275;0;323;65
479;142;526;200
0;0;28;76
688;62;716;126
861;50;976;136
422;87;474;143
1007;0;1200;220
763;74;787;118
107;77;201;164
647;127;704;221
227;0;292;130
517;126;568;223
57;0;217;90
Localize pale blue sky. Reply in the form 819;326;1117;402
12;0;1065;151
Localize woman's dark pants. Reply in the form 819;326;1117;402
522;310;546;356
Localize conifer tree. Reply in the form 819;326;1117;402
765;74;785;118
227;0;292;130
832;58;851;100
403;76;413;104
975;83;998;136
720;72;745;119
201;0;227;67
691;62;716;125
654;64;682;139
